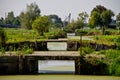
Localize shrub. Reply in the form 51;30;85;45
22;44;34;54
109;56;120;76
80;54;108;75
104;30;111;35
47;30;66;39
24;48;33;54
0;47;5;56
75;29;88;36
78;46;94;56
99;49;120;76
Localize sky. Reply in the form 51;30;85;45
0;0;120;20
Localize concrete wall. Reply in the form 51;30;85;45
0;56;81;75
0;56;19;74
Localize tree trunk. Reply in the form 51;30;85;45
102;26;105;35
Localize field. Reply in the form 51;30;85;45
4;28;46;43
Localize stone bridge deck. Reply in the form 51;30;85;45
29;51;80;57
45;39;68;42
0;51;81;74
25;51;81;74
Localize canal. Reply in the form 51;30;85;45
38;42;74;74
38;60;75;74
0;42;120;80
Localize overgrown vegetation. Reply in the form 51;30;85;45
1;2;120;76
0;43;34;56
0;27;6;46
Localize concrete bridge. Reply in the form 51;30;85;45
45;39;68;42
0;51;81;74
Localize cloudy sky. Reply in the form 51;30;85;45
0;0;120;20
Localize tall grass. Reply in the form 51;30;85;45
99;49;120;76
4;28;45;43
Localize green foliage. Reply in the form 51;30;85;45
78;12;89;22
78;46;94;56
75;29;88;36
20;2;41;29
0;47;5;56
32;16;51;36
0;17;4;24
4;11;15;24
16;44;33;55
5;28;43;43
81;54;108;75
114;36;120;50
98;49;120;76
65;19;77;33
106;50;120;76
101;10;114;26
76;12;89;29
24;47;33;54
116;13;120;29
45;29;66;39
89;11;100;28
48;14;63;28
94;35;120;45
0;27;6;46
89;5;114;35
22;46;33;54
64;12;88;33
109;57;120;76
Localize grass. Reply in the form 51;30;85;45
4;28;120;46
94;35;120;46
4;28;46;43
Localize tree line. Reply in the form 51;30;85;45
0;2;120;35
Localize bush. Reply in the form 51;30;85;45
24;48;33;54
78;46;94;56
75;29;88;36
109;56;120;76
80;54;108;75
99;49;120;76
22;44;34;54
47;30;66;39
0;47;5;56
104;30;111;35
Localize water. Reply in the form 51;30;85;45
38;60;75;74
0;75;120;80
47;42;67;51
1;42;120;80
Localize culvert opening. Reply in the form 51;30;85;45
38;60;75;74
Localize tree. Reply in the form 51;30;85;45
13;16;21;26
116;13;120;30
88;11;100;28
32;16;51;36
0;17;4;24
65;19;76;33
65;12;88;33
20;2;41;29
101;10;114;34
89;5;114;35
5;11;15;24
0;27;6;47
48;14;63;28
77;12;89;29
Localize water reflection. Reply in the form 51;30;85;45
47;42;67;51
38;60;75;74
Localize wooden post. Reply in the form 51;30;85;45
75;57;80;74
80;33;82;55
